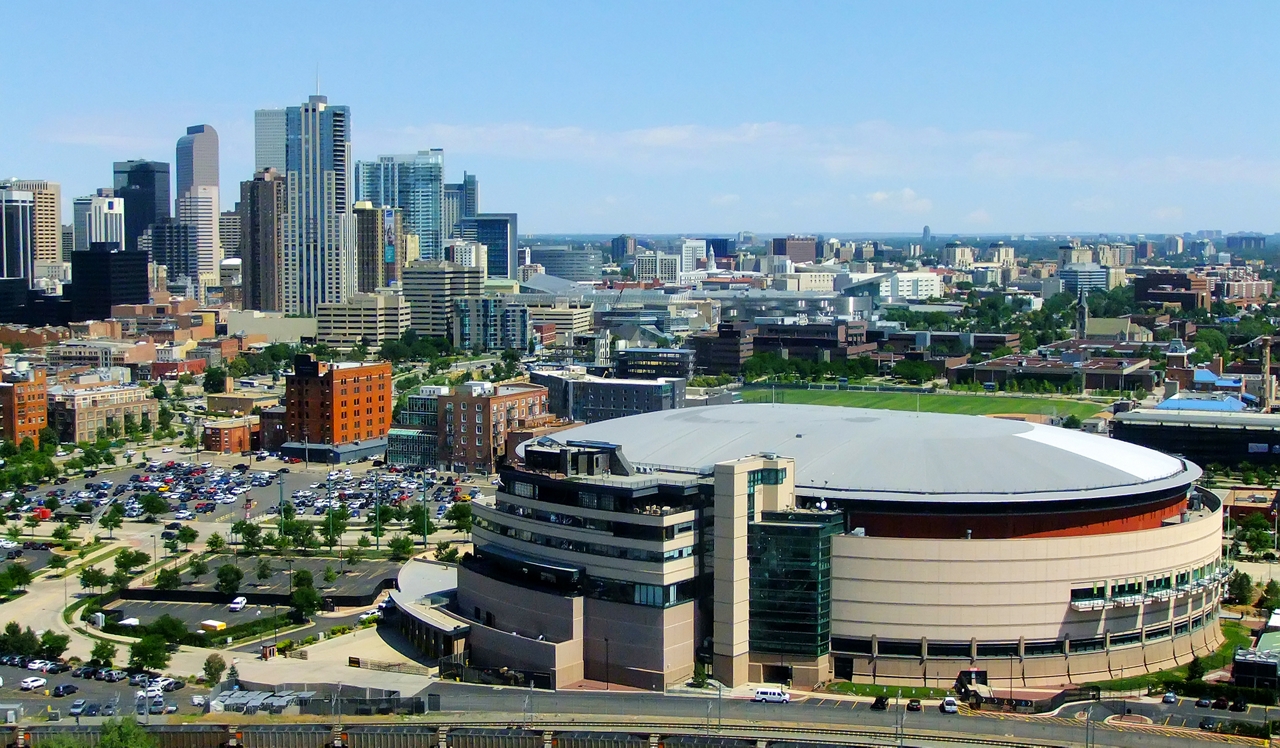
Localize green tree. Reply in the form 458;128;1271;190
293;568;314;589
203;653;226;685
290;586;323;621
320;506;349;549
152;382;169;401
407;504;436;539
255;557;272;584
323;565;337;586
149;614;188;643
1187;656;1207;681
79;563;109;594
1228;570;1255;605
90;639;117;666
177;524;198;549
128;634;171;671
343;546;362;566
158;404;174;431
5;563;33;590
444;502;473;533
51;524;71;543
387;534;415;561
205;532;226;553
39;629;70;659
1062;414;1083;429
114;549;149;575
434;541;459;563
215;564;243;596
188;557;209;580
99;504;124;539
203;366;228;393
155;567;181;590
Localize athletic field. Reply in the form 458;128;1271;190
738;387;1105;419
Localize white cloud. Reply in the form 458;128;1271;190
864;188;932;214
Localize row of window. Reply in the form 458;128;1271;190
833;609;1218;659
1070;559;1224;602
475;515;697;564
506;479;704;517
494;500;696;541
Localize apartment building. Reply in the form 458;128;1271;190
0;364;47;447
402;260;484;339
283;354;393;448
46;382;159;444
47;340;157;369
531;368;685;424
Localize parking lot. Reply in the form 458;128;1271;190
133;553;399;600
0;660;210;721
0;548;53;576
103;600;270;630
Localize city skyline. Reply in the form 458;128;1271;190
5;3;1280;234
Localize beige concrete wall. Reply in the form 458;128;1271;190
583;598;696;690
831;508;1222;644
457;565;583;643
466;619;584;687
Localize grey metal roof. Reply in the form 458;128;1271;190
532;404;1198;504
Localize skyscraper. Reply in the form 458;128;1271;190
0;180;60;263
355;150;443;260
219;210;242;259
175;124;219;200
112;160;170;252
442;172;479;239
0;189;35;284
282;95;355;315
72;191;125;253
175;125;221;289
459;213;518;279
69;242;149;321
141;220;198;281
352;202;405;292
239;168;286;312
254;109;287;172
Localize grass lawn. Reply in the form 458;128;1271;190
739;387;1105;419
824;682;948;699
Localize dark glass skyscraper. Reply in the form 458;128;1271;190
113;160;170;252
460;213;518;279
69;242;149;321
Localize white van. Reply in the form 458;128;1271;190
752;687;790;703
228;596;247;612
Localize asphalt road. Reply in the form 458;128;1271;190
422;683;1261;748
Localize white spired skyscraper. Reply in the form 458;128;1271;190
175;124;222;287
278;95;355;315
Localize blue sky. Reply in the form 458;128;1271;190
4;1;1280;235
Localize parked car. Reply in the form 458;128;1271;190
1212;696;1229;710
229;596;247;612
1200;716;1218;731
52;684;78;697
19;677;46;690
871;696;890;711
1195;697;1212;708
1230;699;1248;712
191;694;206;707
1162;691;1177;704
940;697;959;714
906;699;922;712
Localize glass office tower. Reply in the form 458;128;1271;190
355;150;444;261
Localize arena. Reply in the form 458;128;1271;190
414;404;1226;690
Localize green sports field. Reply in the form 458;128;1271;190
738;387;1105;419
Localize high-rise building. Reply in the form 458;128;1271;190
141;220;198;282
355;151;444;260
72;191;125;253
0;364;47;447
219;210;242;259
253;108;287;172
634;252;681;283
610;235;636;263
176;185;220;279
0;190;35;285
175;124;219;201
69;242;149;321
0;180;60;263
444;240;488;278
111;160;170;252
175;125;221;287
315;292;412;349
940;241;977;270
282;95;355;315
60;225;73;259
352;202;406;292
452;296;530;352
239;168;287;312
459;213;518;279
442;172;478;239
402;260;484;339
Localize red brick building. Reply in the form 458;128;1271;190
203;416;260;454
284;355;393;447
0;366;47;447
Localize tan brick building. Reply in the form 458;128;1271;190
47;382;159;444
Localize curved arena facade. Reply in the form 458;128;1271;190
437;404;1225;690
